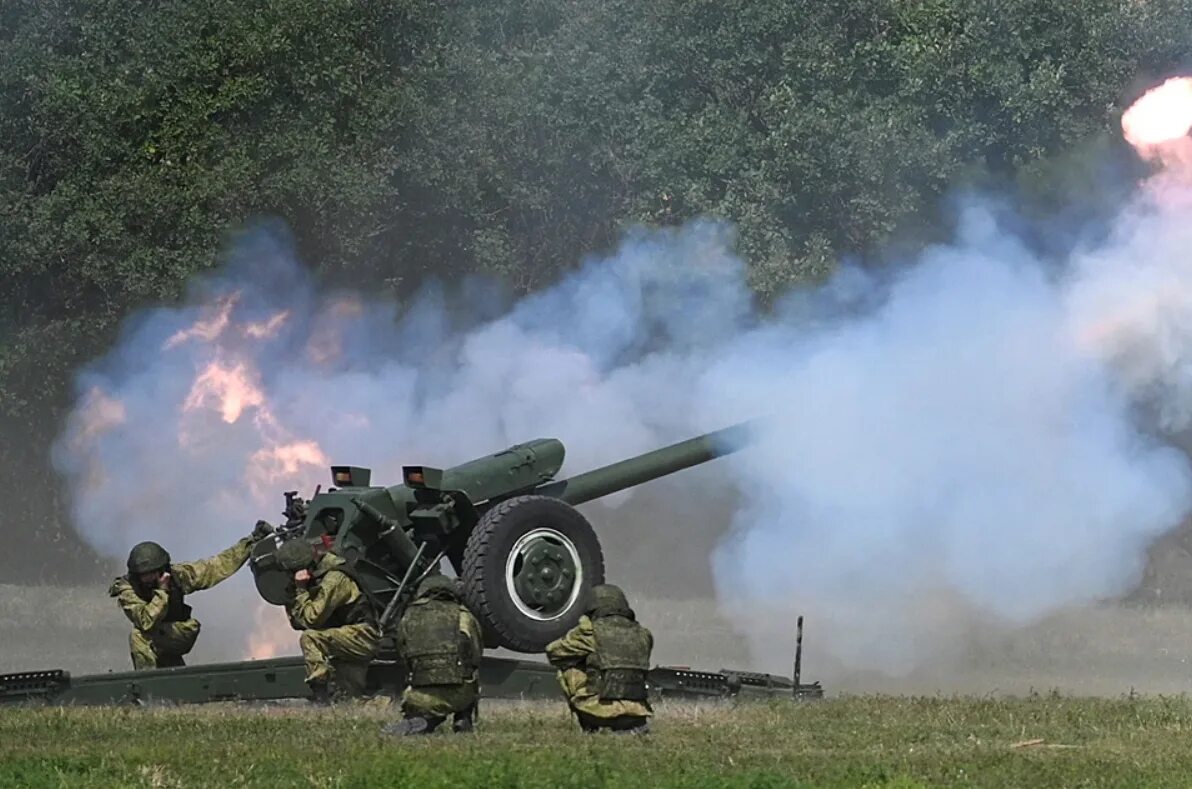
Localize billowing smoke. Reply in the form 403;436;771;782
707;202;1192;670
54;78;1192;672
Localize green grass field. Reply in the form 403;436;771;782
4;695;1192;788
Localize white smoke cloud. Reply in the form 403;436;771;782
704;203;1192;670
53;149;1192;672
51;222;746;562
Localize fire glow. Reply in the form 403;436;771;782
1122;77;1192;151
163;298;330;657
244;310;291;340
164;293;240;349
182;361;266;424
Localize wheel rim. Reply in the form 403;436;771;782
505;527;583;621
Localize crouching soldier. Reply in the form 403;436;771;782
275;539;381;704
110;522;269;670
546;584;653;734
382;575;482;737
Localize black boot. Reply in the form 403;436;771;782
452;705;476;733
308;681;332;707
575;710;602;733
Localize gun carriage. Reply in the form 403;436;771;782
251;422;755;654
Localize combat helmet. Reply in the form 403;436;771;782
275;539;316;572
415;574;460;600
127;541;170;574
587;583;633;619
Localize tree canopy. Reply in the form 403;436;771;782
2;0;1190;580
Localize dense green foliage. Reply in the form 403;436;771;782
5;696;1192;787
2;0;1191;579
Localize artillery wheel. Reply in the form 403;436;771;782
462;495;604;652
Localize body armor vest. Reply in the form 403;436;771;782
588;615;652;701
131;571;192;623
311;561;374;627
398;599;475;687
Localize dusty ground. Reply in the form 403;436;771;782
5;580;1192;697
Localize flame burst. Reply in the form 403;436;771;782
1123;77;1192;149
165;293;240;349
163;293;331;657
1122;76;1192;174
244;310;291;339
183;361;266;424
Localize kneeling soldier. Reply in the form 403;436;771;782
382;575;482;736
546;584;653;734
275;539;381;704
110;524;268;670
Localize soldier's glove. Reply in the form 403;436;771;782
252;520;274;541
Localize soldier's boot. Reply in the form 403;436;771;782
331;661;369;700
574;710;603;733
308;680;332;707
381;715;444;737
452;705;476;733
156;654;186;669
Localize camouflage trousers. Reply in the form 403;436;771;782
299;623;380;696
401;681;479;718
129;618;201;670
557;667;652;721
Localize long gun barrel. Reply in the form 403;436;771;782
537;421;755;505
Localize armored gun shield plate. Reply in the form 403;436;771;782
249;538;297;606
462;495;604;652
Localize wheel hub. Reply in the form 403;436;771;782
506;528;583;621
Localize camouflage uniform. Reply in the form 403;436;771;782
109;537;254;670
383;575;482;736
285;552;380;699
546;584;653;733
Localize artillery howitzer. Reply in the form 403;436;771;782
2;421;826;707
251;422;755;653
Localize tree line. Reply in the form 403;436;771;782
1;0;1189;581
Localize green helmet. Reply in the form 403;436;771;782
415;574;460;601
275;540;316;572
127;542;170;574
588;584;633;619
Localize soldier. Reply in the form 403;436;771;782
274;539;380;704
545;583;653;734
382;575;482;737
109;521;270;670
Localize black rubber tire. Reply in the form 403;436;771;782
462;495;605;652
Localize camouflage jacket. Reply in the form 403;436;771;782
546;614;654;719
396;598;483;685
286;554;371;630
109;537;254;632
